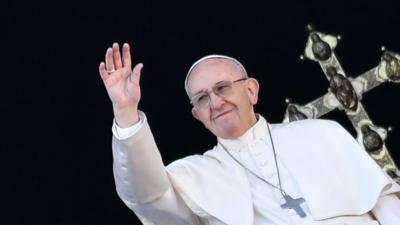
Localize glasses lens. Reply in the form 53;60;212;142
193;93;210;108
214;82;233;97
191;80;241;108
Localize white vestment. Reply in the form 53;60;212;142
112;112;400;225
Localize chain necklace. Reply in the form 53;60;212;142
219;122;307;218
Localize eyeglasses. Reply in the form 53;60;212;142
190;78;248;108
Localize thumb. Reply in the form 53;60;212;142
130;63;144;84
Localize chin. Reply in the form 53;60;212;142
213;123;241;139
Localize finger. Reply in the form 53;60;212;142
112;43;123;69
105;47;115;72
122;43;131;69
129;63;143;83
99;62;109;81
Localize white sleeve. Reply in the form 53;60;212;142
123;185;204;225
372;193;400;224
112;111;146;140
112;112;202;225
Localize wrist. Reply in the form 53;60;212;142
113;105;139;128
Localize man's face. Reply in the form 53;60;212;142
187;59;259;139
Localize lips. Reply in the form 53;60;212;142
212;109;234;120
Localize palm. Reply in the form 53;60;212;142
99;43;143;109
104;65;140;108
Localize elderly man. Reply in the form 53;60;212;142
99;43;400;225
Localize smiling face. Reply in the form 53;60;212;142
187;58;259;139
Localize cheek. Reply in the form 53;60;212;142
231;92;251;107
196;109;211;124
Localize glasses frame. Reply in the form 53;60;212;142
190;77;248;108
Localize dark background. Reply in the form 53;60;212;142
4;0;400;224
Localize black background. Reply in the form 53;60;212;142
4;0;400;224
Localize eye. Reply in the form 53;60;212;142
194;93;209;106
197;94;207;102
215;83;231;94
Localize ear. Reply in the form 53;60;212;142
191;107;201;121
246;78;259;105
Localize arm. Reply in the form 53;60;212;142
112;114;200;224
371;175;400;224
372;193;400;224
99;43;200;224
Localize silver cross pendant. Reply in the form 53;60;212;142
280;194;307;218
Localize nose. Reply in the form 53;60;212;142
209;92;225;109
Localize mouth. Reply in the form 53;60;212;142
212;109;234;120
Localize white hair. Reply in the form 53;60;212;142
184;54;248;98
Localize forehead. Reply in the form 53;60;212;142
187;59;242;95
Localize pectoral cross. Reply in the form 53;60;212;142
280;194;307;218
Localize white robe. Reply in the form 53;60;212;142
112;112;400;225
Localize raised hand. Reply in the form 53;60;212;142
99;43;144;127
